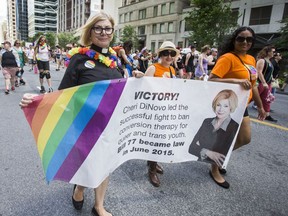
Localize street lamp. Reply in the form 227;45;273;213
46;4;58;44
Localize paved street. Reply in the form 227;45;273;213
1;62;288;216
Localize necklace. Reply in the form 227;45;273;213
40;43;46;50
65;47;118;68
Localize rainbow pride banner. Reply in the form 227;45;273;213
23;77;249;188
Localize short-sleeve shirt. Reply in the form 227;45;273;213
211;53;257;103
153;63;176;78
58;53;123;90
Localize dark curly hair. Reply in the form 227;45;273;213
219;26;256;56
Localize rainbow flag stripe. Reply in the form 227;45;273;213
23;79;126;183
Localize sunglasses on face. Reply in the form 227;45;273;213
16;43;20;45
92;26;114;35
235;36;254;43
161;50;177;57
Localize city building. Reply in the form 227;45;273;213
28;0;57;38
0;20;8;43
117;0;191;51
16;0;29;41
58;0;121;33
7;0;17;42
117;0;288;51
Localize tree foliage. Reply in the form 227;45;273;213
57;32;79;49
28;32;56;48
275;18;288;75
185;0;238;48
45;32;56;48
120;25;139;50
276;18;288;52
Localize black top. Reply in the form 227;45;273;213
271;58;280;79
58;44;123;90
1;50;18;67
258;59;274;84
138;54;149;73
186;52;194;67
188;117;239;162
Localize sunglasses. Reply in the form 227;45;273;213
161;50;177;57
235;36;254;43
16;43;20;45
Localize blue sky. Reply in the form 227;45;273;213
0;0;7;22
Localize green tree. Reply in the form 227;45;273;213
45;32;56;48
120;25;139;50
185;0;238;48
57;32;79;49
275;18;288;78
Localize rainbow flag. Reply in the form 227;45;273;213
23;79;126;184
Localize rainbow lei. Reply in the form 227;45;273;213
65;47;118;68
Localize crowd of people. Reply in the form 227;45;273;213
7;10;284;216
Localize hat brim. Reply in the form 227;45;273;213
157;47;180;56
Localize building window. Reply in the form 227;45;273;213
124;13;128;22
158;41;163;48
283;3;288;19
151;41;156;53
169;2;175;14
160;23;165;33
232;8;239;23
184;20;193;31
179;20;182;32
249;6;272;25
153;6;158;17
138;25;145;35
139;9;146;19
161;4;166;15
152;24;157;34
119;14;123;23
168;22;173;32
178;41;183;48
129;12;133;21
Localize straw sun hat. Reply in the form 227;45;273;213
157;41;180;56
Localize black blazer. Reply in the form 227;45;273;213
188;117;239;159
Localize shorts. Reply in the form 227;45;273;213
185;66;194;73
2;67;18;79
37;60;50;71
29;59;37;64
243;108;249;117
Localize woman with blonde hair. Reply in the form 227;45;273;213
20;11;123;216
188;89;239;185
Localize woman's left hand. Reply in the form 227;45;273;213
206;150;225;167
133;70;145;78
239;79;252;90
257;107;267;121
19;93;38;108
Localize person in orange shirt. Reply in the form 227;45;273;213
141;41;179;187
208;26;266;189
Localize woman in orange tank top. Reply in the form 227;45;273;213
144;41;179;187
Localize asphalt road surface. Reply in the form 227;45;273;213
1;63;288;216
